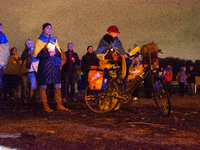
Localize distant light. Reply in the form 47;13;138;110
0;145;18;150
0;134;21;138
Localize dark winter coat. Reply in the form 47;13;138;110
62;50;80;73
21;48;39;70
33;32;62;86
81;52;99;76
37;47;61;85
21;48;31;62
186;70;195;84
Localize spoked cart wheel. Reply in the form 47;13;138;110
84;80;119;113
152;76;171;117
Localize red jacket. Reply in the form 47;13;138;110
164;71;173;82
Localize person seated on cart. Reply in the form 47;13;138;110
94;25;127;110
96;25;128;79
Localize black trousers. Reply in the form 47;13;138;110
179;82;185;96
63;72;77;98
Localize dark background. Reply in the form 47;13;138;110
1;0;200;61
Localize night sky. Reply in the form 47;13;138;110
1;0;200;61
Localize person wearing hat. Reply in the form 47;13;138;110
81;46;99;88
96;25;125;55
96;25;127;111
96;25;128;80
32;23;70;113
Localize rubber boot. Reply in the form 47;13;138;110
39;88;53;113
54;88;70;111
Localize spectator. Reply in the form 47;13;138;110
186;65;195;96
176;66;186;96
163;65;173;96
62;43;80;102
3;47;22;102
21;39;39;105
0;23;9;107
32;23;69;113
127;56;143;101
81;46;99;88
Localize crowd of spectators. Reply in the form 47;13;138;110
0;23;198;112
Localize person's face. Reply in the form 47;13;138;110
87;47;93;53
167;65;171;70
43;25;52;36
12;48;17;55
190;66;193;70
26;41;33;49
109;32;118;38
68;44;74;51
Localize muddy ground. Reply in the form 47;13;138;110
0;92;200;150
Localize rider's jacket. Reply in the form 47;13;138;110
96;34;125;55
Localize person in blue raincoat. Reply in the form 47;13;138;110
32;23;69;113
0;23;9;107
